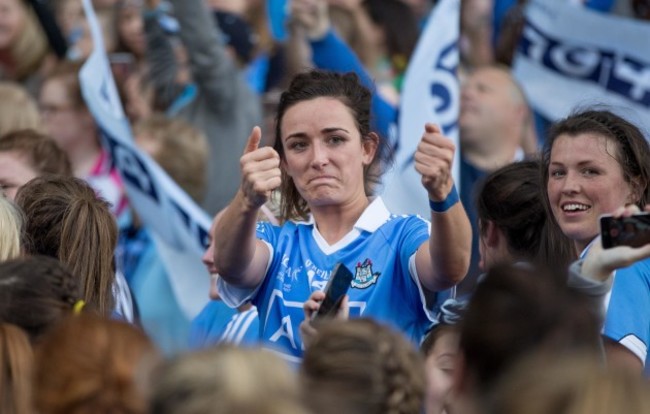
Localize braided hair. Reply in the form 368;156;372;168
301;318;425;414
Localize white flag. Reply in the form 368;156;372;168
79;0;211;318
513;0;650;134
381;0;461;217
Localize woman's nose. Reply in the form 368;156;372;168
561;171;580;194
310;143;329;169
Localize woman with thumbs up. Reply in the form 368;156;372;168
212;69;471;363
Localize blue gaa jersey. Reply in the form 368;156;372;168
218;198;436;364
602;257;650;374
220;307;260;346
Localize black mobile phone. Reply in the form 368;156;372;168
313;263;354;321
600;213;650;249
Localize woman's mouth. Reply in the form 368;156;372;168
561;203;591;213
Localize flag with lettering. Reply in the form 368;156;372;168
513;0;650;133
79;0;211;318
381;0;460;217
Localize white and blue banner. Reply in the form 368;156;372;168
79;0;211;318
381;0;460;218
513;0;650;134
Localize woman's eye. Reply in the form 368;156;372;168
550;170;565;178
328;135;345;145
289;141;307;150
582;168;599;176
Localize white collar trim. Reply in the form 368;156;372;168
299;197;391;254
295;197;391;230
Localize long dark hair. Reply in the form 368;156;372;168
476;159;575;268
541;109;650;262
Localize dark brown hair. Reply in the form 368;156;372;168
459;263;601;395
477;159;575;268
0;256;81;341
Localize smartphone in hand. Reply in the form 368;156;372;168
313;263;354;321
600;213;650;249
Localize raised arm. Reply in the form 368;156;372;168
414;123;471;291
143;0;179;107
168;0;242;110
290;0;397;143
213;127;281;288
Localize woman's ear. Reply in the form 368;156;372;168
362;132;379;165
485;220;501;248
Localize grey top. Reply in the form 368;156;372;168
144;0;262;215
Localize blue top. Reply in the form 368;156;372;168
117;216;191;355
219;198;436;364
310;29;398;147
219;307;260;346
189;300;238;349
602;257;650;374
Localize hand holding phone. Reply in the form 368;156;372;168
600;212;650;249
312;262;353;321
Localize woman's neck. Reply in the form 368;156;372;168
311;195;370;245
69;140;102;178
575;236;598;257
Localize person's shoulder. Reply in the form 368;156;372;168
384;213;430;227
614;256;650;281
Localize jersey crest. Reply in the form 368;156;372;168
352;258;381;289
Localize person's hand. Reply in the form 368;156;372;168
239;127;282;210
414;123;456;202
583;204;650;282
290;0;330;40
299;290;349;347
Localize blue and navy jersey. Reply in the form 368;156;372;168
219;198;436;364
603;257;650;373
220;307;260;346
188;300;237;349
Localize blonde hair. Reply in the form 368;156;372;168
0;195;23;261
150;344;308;414
7;0;48;81
0;82;43;136
134;114;209;203
0;323;34;414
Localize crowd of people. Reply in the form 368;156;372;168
1;0;650;413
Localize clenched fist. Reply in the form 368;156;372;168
239;127;282;209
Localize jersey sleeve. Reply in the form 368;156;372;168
217;222;278;308
602;260;650;366
399;216;436;322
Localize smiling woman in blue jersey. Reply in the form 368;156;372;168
212;70;472;364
